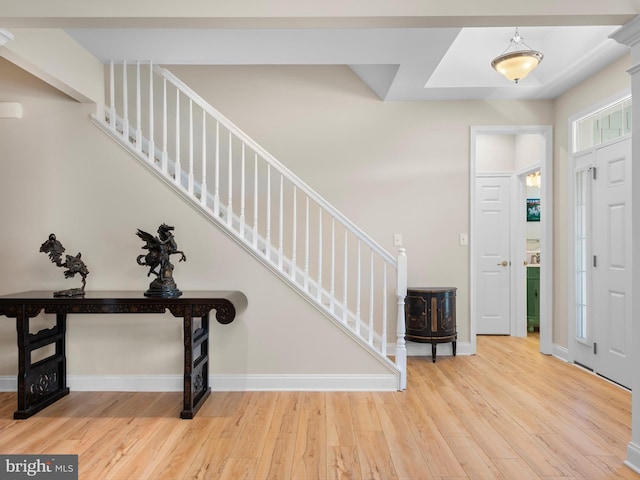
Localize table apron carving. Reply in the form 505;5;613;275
0;291;245;420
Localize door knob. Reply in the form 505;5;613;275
497;261;509;267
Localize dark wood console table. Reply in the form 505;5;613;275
0;290;246;420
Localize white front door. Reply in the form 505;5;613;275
572;138;632;388
592;138;632;388
475;176;511;334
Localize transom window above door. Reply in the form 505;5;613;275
573;95;631;153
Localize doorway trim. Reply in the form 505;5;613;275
566;89;632;370
470;125;553;355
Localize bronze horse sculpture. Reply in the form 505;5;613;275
136;223;186;297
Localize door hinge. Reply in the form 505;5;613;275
593;342;597;355
593;255;597;267
592;166;597;180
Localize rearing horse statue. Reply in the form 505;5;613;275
136;223;186;297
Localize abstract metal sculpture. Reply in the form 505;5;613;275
136;223;187;298
39;234;89;297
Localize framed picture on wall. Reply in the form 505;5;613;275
527;198;541;222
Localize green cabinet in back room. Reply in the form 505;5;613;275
527;266;540;332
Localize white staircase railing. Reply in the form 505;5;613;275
94;61;407;389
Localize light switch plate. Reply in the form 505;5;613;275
393;233;403;246
459;233;468;246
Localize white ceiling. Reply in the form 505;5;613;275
66;25;628;101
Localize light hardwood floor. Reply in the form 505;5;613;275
0;335;637;479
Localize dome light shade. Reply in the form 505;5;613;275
491;28;543;84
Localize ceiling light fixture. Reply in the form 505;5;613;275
491;28;543;84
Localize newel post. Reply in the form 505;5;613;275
396;245;407;390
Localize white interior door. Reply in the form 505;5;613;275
593;138;632;388
475;176;511;334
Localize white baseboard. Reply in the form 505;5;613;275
626;441;640;474
0;376;15;391
0;373;399;392
68;375;182;391
210;374;398;391
552;343;569;362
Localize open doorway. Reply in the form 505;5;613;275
524;169;541;337
470;126;553;355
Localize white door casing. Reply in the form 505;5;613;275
475;176;511;334
470;125;552;355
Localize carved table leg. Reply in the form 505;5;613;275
181;310;211;419
15;310;69;419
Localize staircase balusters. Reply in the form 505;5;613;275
343;232;348;323
240;144;246;239
201;111;207;206
304;197;310;291
317;208;323;303
356;240;362;336
369;250;374;345
253;153;259;249
188;99;194;194
108;61;115;132
161;77;168;174
227;131;233;227
122;60;129;138
291;186;297;279
214;121;220;216
174;90;180;184
278;174;284;269
382;263;388;356
266;164;272;260
330;218;335;310
148;61;155;161
97;61;407;389
135;61;142;152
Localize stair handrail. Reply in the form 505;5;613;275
156;65;396;267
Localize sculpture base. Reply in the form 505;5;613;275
53;288;85;297
144;278;182;298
